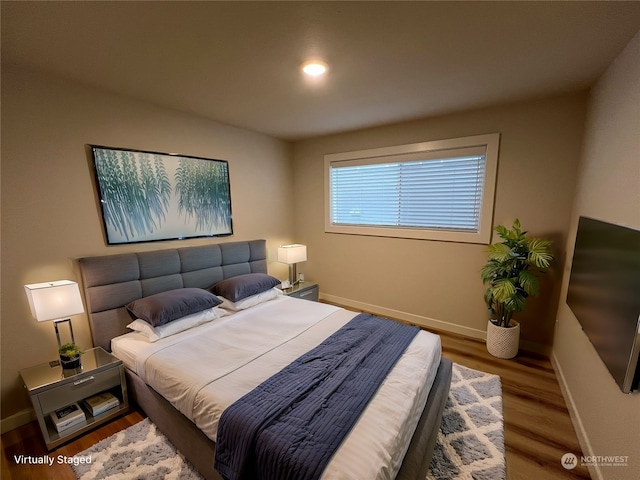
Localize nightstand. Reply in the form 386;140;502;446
283;281;319;302
19;346;128;450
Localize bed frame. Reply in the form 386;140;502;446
78;239;452;480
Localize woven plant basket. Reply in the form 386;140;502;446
486;320;520;359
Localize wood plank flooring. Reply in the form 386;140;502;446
2;324;590;480
436;330;590;480
1;408;145;480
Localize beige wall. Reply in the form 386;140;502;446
0;66;294;421
292;93;587;349
552;32;640;480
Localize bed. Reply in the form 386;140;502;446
78;239;452;480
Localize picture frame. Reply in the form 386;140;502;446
90;145;233;245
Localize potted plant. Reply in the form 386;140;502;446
480;219;553;359
58;342;84;369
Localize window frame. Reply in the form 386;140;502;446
324;133;500;244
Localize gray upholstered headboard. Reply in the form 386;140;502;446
78;239;267;352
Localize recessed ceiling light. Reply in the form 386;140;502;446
302;60;328;77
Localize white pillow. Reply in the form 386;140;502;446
127;306;222;342
218;287;282;312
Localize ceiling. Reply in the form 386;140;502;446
3;1;640;141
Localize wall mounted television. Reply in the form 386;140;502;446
566;216;640;393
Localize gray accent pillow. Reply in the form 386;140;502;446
211;273;281;302
126;288;222;327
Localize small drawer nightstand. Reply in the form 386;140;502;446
283;281;319;302
19;346;128;450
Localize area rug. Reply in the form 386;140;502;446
73;363;504;480
427;364;505;480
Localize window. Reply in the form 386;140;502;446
325;133;499;244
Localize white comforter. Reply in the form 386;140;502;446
112;296;441;480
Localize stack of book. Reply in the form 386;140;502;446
50;403;86;432
83;392;120;416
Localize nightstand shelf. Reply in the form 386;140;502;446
283;281;319;302
20;347;128;450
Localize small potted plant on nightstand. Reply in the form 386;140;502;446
58;343;84;369
481;219;553;359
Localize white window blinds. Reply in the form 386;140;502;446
329;146;487;232
324;133;499;244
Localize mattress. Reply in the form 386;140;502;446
112;295;441;480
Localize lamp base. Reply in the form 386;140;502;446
54;318;75;349
288;264;303;287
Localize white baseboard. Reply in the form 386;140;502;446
551;352;602;480
320;293;487;339
320;294;551;357
1;408;36;434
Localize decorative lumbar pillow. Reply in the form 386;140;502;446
211;273;281;302
126;288;222;327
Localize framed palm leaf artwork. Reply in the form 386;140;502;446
91;146;233;245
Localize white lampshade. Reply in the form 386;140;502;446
24;280;85;322
277;244;307;264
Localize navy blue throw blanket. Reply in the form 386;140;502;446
214;313;419;480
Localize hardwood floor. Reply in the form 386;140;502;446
2;327;590;480
1;408;145;480
436;330;590;480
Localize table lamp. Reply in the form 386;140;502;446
24;280;85;348
278;244;307;286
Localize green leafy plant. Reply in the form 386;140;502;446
58;343;84;358
481;219;553;328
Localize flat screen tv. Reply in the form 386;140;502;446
566;216;640;393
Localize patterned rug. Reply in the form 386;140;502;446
427;364;505;480
72;419;201;480
73;363;504;480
